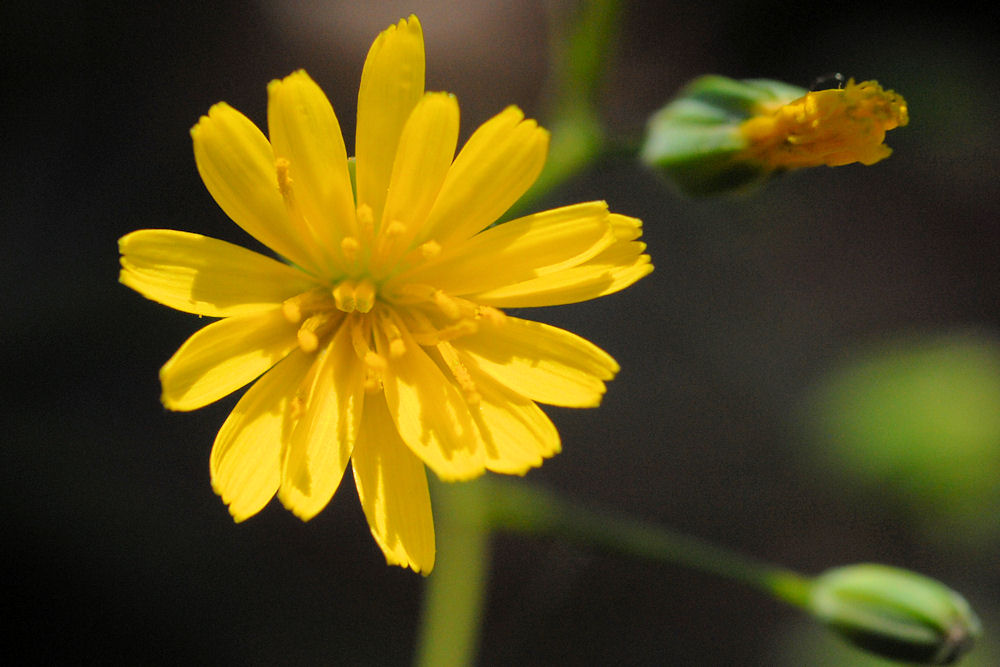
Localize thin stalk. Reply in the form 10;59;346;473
483;477;813;609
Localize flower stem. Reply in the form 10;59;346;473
415;476;814;667
483;477;813;609
414;477;491;667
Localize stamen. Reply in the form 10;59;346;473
385;220;407;238
353;279;377;314
341;236;361;262
332;281;357;312
437;341;480;405
396;241;443;271
283;301;303;324
297;312;339;353
283;287;334;324
349;315;373;359
369;220;409;278
378;310;407;358
274;158;330;272
419;240;441;260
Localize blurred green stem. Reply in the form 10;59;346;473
484;477;812;608
414;478;491;667
415;477;812;666
511;0;622;216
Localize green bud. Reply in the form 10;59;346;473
640;75;805;196
808;564;981;664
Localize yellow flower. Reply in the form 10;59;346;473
118;16;652;573
739;79;909;170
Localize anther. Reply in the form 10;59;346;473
296;312;338;353
341;236;361;262
378;311;407;358
353;279;377;314
419;240;441;259
332;281;357;312
297;329;319;353
385;220;406;238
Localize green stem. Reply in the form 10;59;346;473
414;477;491;667
483;477;813;609
505;0;623;218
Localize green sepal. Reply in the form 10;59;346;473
640;75;806;196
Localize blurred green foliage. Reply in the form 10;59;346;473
804;331;1000;545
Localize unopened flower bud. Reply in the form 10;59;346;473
641;75;907;196
808;564;980;664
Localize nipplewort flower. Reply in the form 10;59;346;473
119;15;651;573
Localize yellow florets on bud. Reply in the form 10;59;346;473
740;79;909;169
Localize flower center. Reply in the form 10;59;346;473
281;280;506;403
274;155;506;404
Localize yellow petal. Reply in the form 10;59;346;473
397;202;614;296
467;366;561;475
210;350;314;522
191;103;318;273
418;106;549;249
455;316;618;408
379;312;485;480
279;323;365;521
267;71;357;265
469;216;653;307
119;229;320;317
379;92;459;253
472;256;652;307
356;15;425;226
160;308;298;411
608;213;645;241
352;394;435;573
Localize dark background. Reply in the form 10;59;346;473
5;1;998;664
